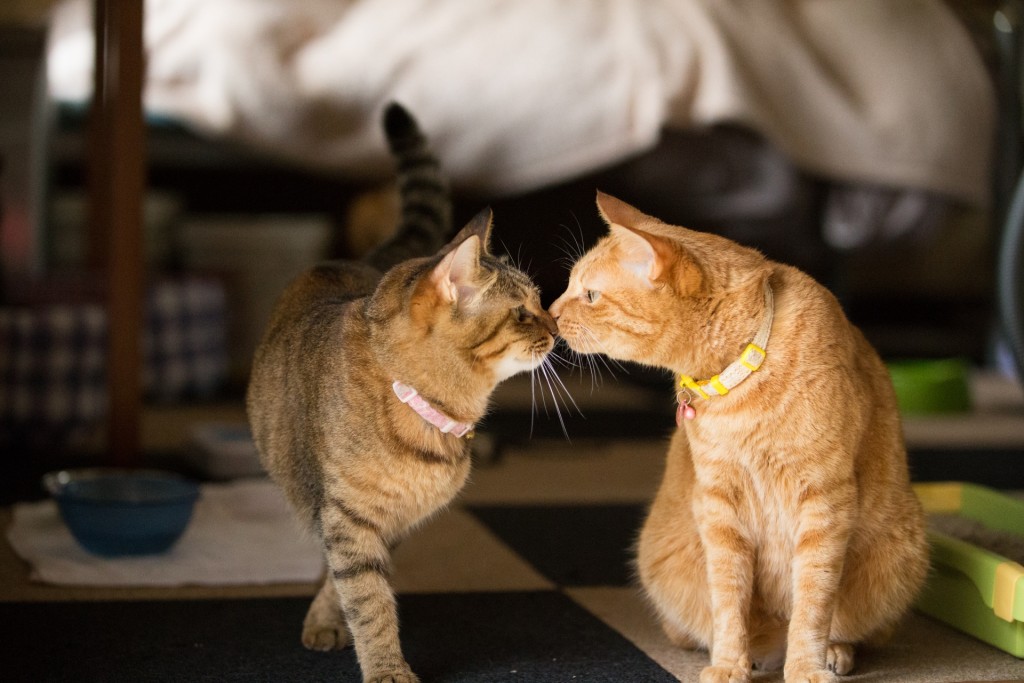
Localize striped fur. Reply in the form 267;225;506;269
364;103;451;273
549;193;928;683
247;105;557;683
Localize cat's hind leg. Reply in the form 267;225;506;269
826;642;854;675
637;433;715;652
748;613;786;672
636;496;714;651
302;573;351;651
826;510;928;675
661;616;703;650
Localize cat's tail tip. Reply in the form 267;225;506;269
383;102;423;150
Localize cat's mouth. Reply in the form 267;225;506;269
525;336;556;362
495;343;552;381
553;322;593;354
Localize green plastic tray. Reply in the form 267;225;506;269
914;482;1024;658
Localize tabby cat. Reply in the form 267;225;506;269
549;193;928;683
246;104;557;683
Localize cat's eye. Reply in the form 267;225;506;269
586;290;601;304
516;305;531;323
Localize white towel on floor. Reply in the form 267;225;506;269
6;478;324;586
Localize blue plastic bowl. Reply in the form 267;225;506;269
43;469;200;557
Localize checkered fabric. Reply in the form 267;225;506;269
0;303;107;436
143;278;228;403
0;276;227;439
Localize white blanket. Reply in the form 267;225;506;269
7;478;324;586
47;0;994;204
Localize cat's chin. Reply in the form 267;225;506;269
494;354;548;382
563;338;635;366
560;335;600;356
564;341;590;355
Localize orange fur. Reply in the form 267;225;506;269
550;193;928;683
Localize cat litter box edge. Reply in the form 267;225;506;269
913;482;1024;658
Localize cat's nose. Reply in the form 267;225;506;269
548;296;564;321
538;310;559;336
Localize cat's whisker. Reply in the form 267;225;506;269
595;352;625;379
549;348;580;371
574;325;626;389
537;355;573;441
553;221;587;271
542;356;583;418
575;351;601;395
553;255;577;271
548;342;598;411
528;357;539;438
578;325;628;375
560;215;587;261
550;240;582;271
556;337;602;392
496;238;513;263
552;232;580;262
532;353;553;418
586;354;603;392
558;341;607;396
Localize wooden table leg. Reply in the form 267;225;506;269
88;0;145;467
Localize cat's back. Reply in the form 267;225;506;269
248;262;378;438
767;263;891;388
274;260;380;321
255;260;379;357
770;264;853;344
759;263;913;500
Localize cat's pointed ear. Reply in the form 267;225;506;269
610;224;663;286
596;191;654;229
596;192;665;286
446;207;493;255
431;209;492;305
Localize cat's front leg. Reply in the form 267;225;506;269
321;508;418;683
696;486;755;683
783;482;855;683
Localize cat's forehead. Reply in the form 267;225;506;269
569;238;617;287
487;258;539;300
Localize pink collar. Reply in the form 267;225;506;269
392;381;475;438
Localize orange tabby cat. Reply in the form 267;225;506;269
247;105;557;683
550;193;928;683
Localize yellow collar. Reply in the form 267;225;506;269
676;279;773;421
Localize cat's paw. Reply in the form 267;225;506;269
365;670;419;683
700;664;751;683
826;642;855;675
301;621;349;651
783;665;838;683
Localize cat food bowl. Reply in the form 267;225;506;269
886;358;972;415
43;468;200;557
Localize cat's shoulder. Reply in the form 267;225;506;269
275;260;382;312
769;264;858;347
771;264;841;313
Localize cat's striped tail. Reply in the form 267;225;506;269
365;102;453;271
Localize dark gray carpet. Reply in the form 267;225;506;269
2;592;678;683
